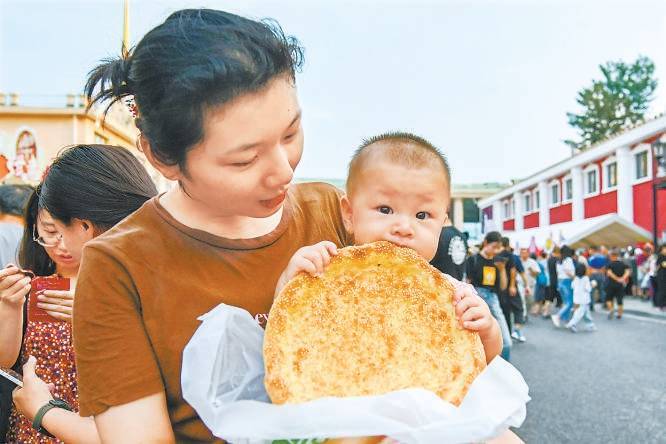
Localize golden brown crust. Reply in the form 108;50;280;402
264;241;486;406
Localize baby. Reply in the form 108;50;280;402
276;132;502;363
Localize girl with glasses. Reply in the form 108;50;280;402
0;144;156;443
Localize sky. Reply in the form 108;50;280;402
1;0;665;184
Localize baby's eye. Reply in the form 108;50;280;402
378;206;393;215
416;211;430;220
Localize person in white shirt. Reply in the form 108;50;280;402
566;262;597;332
519;248;540;303
551;245;576;327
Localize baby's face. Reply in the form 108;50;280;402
342;161;450;261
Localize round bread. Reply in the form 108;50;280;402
263;241;486;406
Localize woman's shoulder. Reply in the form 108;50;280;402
290;181;343;201
288;182;343;216
84;197;161;256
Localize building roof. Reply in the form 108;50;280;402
0;95;137;144
478;113;666;208
506;214;652;250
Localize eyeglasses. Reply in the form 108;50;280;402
32;225;63;248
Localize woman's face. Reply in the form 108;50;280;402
169;76;304;219
36;210;80;270
50;217;95;266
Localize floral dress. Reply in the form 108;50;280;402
6;318;78;443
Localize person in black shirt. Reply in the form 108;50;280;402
466;231;512;361
606;249;631;319
497;237;528;342
655;244;666;310
430;223;468;281
542;246;561;317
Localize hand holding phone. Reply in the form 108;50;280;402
0;367;23;389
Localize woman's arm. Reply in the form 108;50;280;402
0;267;30;367
13;356;101;444
95;393;175;444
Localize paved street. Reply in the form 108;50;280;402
510;306;666;443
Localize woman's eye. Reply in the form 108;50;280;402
283;132;297;142
378;206;393;215
416;211;430;220
231;156;257;167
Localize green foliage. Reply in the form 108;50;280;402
565;56;657;151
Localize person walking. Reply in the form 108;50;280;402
551;245;575;327
652;244;666;311
606;249;631;319
542;247;561;317
465;231;512;361
566;262;597;332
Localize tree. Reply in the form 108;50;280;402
565;56;657;152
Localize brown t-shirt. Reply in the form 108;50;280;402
73;182;350;442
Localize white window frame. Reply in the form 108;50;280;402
632;143;653;185
561;174;573;203
533;189;540;211
602;156;618;192
523;191;533;214
549;179;561;208
583;163;600;197
503;200;510;220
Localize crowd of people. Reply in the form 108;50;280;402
432;224;666;361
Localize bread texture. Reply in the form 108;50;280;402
264;241;486;406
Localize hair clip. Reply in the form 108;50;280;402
124;96;139;118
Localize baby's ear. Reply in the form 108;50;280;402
339;195;354;234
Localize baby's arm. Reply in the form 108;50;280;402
449;278;502;363
274;241;338;297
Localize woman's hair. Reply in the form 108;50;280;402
84;8;304;170
483;231;502;245
39;145;158;231
560;245;574;259
575;262;587;278
18;185;56;276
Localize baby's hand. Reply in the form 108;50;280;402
453;284;494;335
275;241;338;297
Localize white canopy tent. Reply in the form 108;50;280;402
505;214;652;250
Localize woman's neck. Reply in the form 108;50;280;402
55;264;79;279
159;188;283;239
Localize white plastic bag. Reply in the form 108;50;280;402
182;303;530;444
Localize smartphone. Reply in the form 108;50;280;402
28;276;70;323
0;367;23;389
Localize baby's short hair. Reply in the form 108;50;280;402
346;131;451;196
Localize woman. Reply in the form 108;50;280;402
76;8;482;443
0;145;157;443
551;245;576;327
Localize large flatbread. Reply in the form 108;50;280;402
263;241;486;406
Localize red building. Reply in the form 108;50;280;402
478;115;666;249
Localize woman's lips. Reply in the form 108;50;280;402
260;191;287;209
